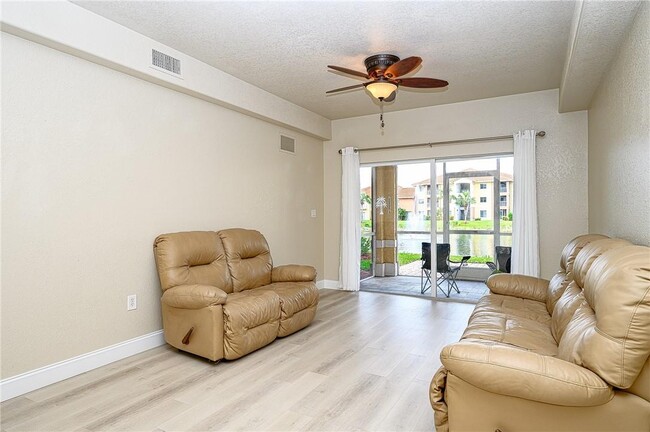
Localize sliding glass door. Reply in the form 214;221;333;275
396;162;433;277
360;167;373;280
359;155;513;301
440;157;513;267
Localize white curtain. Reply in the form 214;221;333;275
512;130;540;277
340;147;360;291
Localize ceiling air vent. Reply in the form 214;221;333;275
280;135;296;154
151;49;182;77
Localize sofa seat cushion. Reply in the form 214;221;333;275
263;282;318;316
462;309;558;356
472;294;551;325
222;289;280;360
259;282;319;336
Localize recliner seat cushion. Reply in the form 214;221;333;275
259;282;319;336
222;289;280;359
462;310;558;356
472;294;551;325
264;282;319;317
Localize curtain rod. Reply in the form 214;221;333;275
338;131;546;154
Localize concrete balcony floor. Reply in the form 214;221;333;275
361;260;489;303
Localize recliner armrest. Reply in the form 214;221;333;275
487;273;549;302
272;265;317;282
161;284;227;309
441;341;614;406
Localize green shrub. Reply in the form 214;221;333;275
397;208;408;221
360;259;372;271
361;237;371;255
508;212;513;221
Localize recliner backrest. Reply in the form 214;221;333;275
558;244;650;389
551;238;630;342
219;228;273;292
545;234;608;314
153;231;233;293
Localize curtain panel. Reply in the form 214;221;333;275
512;130;540;277
340;147;361;291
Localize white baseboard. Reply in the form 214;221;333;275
316;279;342;289
0;330;165;402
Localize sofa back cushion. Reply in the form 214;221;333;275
546;234;608;314
552;238;631;342
559;245;650;389
551;282;584;342
572;238;631;289
219;228;273;292
154;231;233;293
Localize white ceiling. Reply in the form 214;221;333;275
73;1;636;120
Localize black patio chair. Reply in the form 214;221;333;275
496;246;512;273
421;242;471;297
486;246;512;276
421;242;432;294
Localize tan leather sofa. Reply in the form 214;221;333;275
430;234;650;431
153;228;319;361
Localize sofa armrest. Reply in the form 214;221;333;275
487;273;549;302
272;265;317;282
161;284;227;309
440;341;613;406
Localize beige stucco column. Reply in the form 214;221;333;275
374;166;397;276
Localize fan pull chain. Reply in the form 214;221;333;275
380;102;385;129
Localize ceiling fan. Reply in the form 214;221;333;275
326;54;448;103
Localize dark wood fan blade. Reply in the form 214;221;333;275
398;77;448;88
384;56;422;78
326;83;368;94
328;65;369;79
384;90;397;102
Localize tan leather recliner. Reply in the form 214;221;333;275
430;234;650;431
153;229;319;361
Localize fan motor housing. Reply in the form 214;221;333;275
364;54;400;77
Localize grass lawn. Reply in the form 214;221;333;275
397;252;493;266
398;252;421;266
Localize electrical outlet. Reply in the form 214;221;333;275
310;209;317;218
127;294;137;311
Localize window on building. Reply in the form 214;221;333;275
480;183;487;189
418;199;425;204
501;209;508;217
480;197;487;203
500;196;507;205
480;210;487;218
500;182;507;192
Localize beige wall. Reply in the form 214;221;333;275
1;34;324;378
324;89;589;283
588;4;649;246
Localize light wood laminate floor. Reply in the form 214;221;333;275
1;289;474;431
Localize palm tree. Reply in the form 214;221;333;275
360;192;371;206
451;190;476;221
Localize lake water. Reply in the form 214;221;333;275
398;232;512;258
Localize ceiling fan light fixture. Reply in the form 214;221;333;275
366;81;398;100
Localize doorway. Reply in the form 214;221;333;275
359;155;513;302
